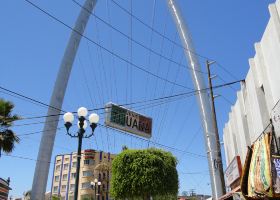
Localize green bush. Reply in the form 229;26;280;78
110;148;178;200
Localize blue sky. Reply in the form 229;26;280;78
0;0;275;197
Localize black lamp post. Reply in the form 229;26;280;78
91;179;101;200
63;107;99;200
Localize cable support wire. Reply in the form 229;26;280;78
23;0;190;90
98;123;206;158
71;0;207;75
1;79;244;124
109;0;211;61
2;151;109;164
109;0;241;84
179;170;209;175
2;154;54;164
215;62;240;81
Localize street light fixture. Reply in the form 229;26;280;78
63;107;99;200
90;178;102;200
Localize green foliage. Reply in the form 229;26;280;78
52;196;61;200
110;148;178;199
81;197;93;200
0;99;20;154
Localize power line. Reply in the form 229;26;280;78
23;0;191;90
14;90;195;128
1;79;244;123
17;127;63;137
3;154;53;164
0;86;64;112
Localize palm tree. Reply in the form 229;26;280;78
0;99;20;157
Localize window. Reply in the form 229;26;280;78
63;163;69;170
54;176;59;182
55;165;61;171
72;162;77;168
71;173;76;179
70;184;75;191
56;159;61;164
83;170;93;177
62;174;67;181
64;157;69;162
61;185;66;192
81;182;91;189
84;159;94;165
53;186;58;193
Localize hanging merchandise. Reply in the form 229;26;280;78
272;155;280;193
241;129;280;199
247;133;272;197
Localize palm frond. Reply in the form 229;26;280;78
0;129;20;153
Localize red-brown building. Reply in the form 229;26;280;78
0;178;11;200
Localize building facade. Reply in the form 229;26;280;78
222;0;280;185
51;149;115;200
0;178;11;200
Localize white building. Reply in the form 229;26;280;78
223;0;280;168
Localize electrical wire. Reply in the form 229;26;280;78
1;79;244;122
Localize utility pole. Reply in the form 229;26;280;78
206;60;226;194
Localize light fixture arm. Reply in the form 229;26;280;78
83;123;97;138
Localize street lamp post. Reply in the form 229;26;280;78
63;107;99;200
91;178;102;200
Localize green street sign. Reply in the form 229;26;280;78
105;103;152;138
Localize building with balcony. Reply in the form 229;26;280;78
51;149;115;200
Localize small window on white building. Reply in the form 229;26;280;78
83;170;93;177
63;163;69;170
53;186;58;193
61;185;66;192
72;162;77;168
62;174;67;181
70;184;75;191
81;182;91;189
64;157;69;162
55;165;61;171
56;159;61;164
71;173;76;179
84;159;94;165
54;176;59;182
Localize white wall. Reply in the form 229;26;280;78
223;0;280;167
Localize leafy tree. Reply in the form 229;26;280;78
110;148;178;200
0;99;20;156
